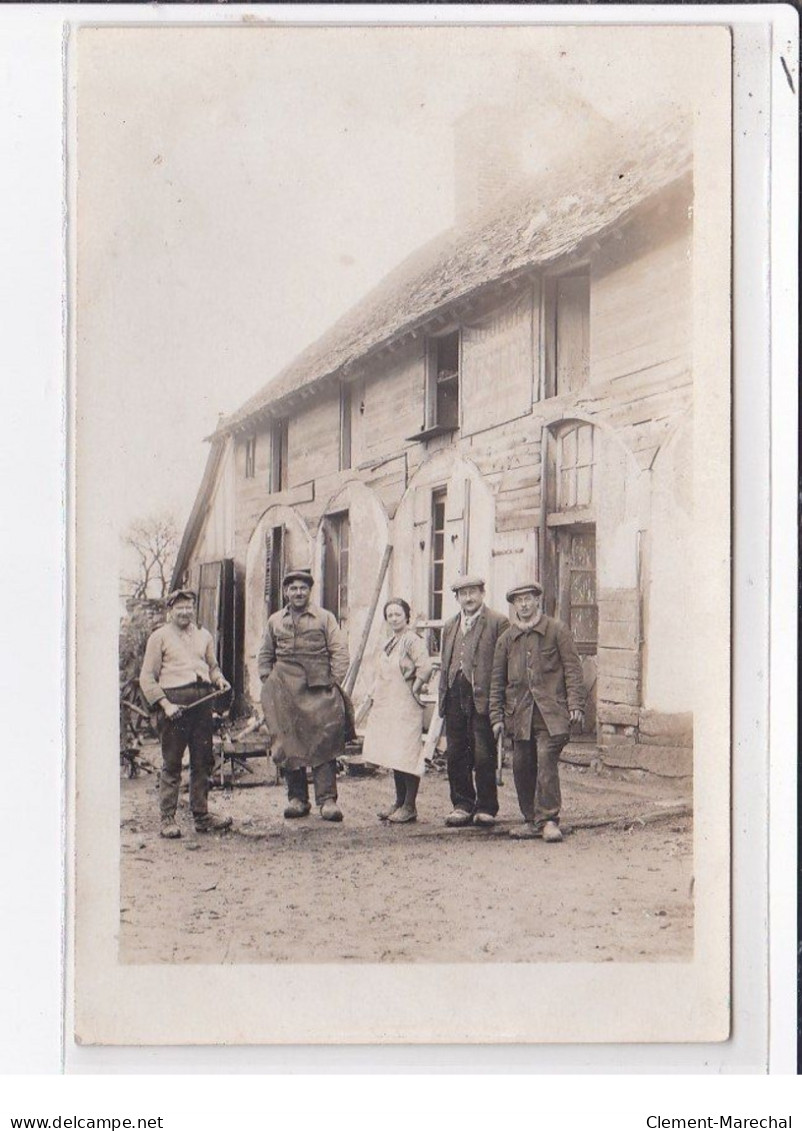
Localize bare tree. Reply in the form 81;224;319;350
122;513;179;600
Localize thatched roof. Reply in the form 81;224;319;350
220;121;692;435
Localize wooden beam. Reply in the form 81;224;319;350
539;424;549;596
342;543;393;697
421;711;444;763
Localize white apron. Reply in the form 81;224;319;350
362;635;426;776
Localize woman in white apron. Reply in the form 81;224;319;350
361;598;434;824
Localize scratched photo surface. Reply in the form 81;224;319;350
74;22;731;1044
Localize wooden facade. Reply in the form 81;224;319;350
175;158;695;776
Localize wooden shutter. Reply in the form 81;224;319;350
322;515;349;624
445;476;466;522
555;274;590;394
218;558;235;680
413;484;430;526
461;286;535;435
264;525;285;615
197;561;223;645
264;528;274;603
193;559;235;683
340;385;352;471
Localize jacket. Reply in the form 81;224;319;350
258;602;350;689
489;614;586;738
438;605;509;718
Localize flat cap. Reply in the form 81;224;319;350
505;581;544;602
450;574;486;593
165;588;197;606
282;569;314;588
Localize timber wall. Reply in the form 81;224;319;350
186;180;694;774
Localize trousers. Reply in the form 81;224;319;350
512;706;569;828
285;760;338;807
158;682;215;819
444;672;498;816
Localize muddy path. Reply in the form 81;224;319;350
120;755;693;965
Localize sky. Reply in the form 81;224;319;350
76;23;706;546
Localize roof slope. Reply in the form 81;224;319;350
222;120;692;434
170;435;226;589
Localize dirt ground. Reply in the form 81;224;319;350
119;746;693;964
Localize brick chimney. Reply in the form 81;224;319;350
453;91;622;228
453;105;522;227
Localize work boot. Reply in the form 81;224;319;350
194;812;233;833
473;812;497;828
320;799;343;822
283;799;311;819
160;818;181;839
445;809;473;828
542;820;563;843
377;803;402;821
508;822;539;839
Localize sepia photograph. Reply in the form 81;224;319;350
73;19;732;1045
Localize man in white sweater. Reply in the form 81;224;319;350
140;589;232;838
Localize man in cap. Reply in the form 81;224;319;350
139;589;233;838
438;575;509;827
489;581;585;842
258;569;351;822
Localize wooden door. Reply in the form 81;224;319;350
555;526;597;739
197;561;223;646
197;558;235;685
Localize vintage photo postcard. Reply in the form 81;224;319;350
72;20;732;1045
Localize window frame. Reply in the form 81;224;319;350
555;421;595;512
424;328;461;433
244;436;256;479
428;486;448;652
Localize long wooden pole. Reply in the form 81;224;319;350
342;543;393;696
461;477;471;574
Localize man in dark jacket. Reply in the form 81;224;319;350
438;576;509;827
489;581;585;842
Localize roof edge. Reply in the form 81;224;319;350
170;436;227;588
217;135;692;439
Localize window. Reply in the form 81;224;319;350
322;512;350;628
545;268;590;397
429;487;447;650
562;530;598;653
425;330;460;431
339;383;352;471
270;418;289;493
557;422;594;510
244;436;256;479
